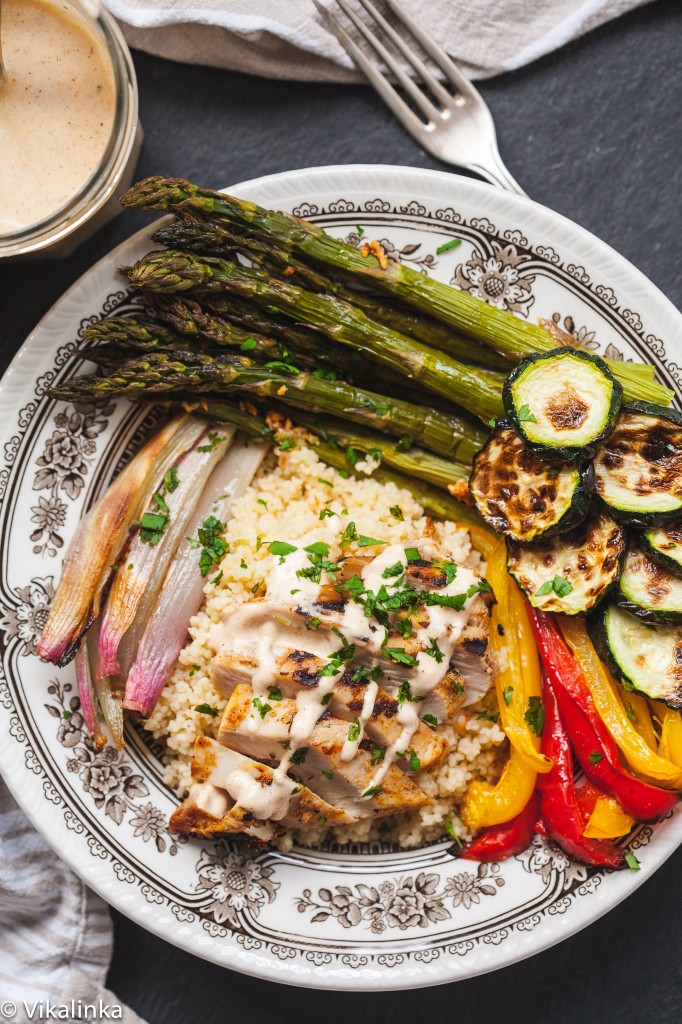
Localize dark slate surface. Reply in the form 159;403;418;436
1;1;681;1019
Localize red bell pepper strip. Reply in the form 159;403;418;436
538;680;624;868
528;608;679;823
460;791;541;862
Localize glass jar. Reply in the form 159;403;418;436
0;0;142;259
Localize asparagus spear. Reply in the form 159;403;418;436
281;409;470;491
153;218;509;372
127;249;505;422
164;395;481;526
121;178;672;404
48;353;487;463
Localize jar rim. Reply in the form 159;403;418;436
0;1;139;258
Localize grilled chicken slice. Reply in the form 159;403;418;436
213;646;458;760
218;685;429;818
213;646;451;766
170;735;356;839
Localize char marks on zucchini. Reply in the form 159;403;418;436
616;546;682;624
502;348;622;460
589;602;682;709
506;506;626;615
469;422;594;542
593;402;682;526
640;522;682;578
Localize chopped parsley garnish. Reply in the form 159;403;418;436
389;505;404;521
476;709;500;722
291;747;308;764
340;521;357;545
358;534;383;548
395;617;412;639
347;718;361;742
342;575;366;599
432;559;458;585
589;750;603;765
195;515;228;576
397;748;421;771
278;437;296;451
625;852;640;871
426;591;467;611
626;702;637;723
345;447;358;468
385;647;418;667
194;703;219;717
164;466;179;493
257;498;268;509
396;435;414;452
267;686;283;702
188;665;200;677
252;696;272;719
404;546;420;563
422;714;438;727
62;709;72;719
366;399;390;416
356;225;365;236
240;337;258;352
320;692;334;706
503;685;514;706
268;540;298;557
319;508;337;520
240;558;248;569
445;817;463;846
304;541;330;557
451;678;464;694
535;575;573;598
322;769;334;779
211;570;223;586
397;680;424;704
197;432;229;453
320;631;355;677
361;786;384;798
318;477;333;487
516;404;537;424
524;696;545;736
138;510;168;546
425;637;444;663
265;360;300;374
318;816;327;826
306;617;321;631
382;561;405;579
370;743;386;765
435;237;462;255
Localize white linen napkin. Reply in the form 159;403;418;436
105;0;654;82
0;779;145;1024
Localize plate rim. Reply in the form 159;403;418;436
1;163;681;990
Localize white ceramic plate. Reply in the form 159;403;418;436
1;165;681;991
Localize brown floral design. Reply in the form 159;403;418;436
31;402;115;555
453;241;534;314
48;678;184;854
195;848;279;927
295;863;504;933
0;576;55;657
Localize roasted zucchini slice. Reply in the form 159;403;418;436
589;602;682;708
593;402;682;526
616;546;682;624
640;522;682;578
468;422;594;542
503;348;622;460
506;507;626;615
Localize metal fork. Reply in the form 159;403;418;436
314;0;525;195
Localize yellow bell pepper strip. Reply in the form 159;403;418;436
559;616;682;790
487;540;552;774
467;523;499;562
660;709;682;768
618;691;658;751
461;744;537;830
583;796;635;840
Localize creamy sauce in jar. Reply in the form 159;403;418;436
0;0;116;233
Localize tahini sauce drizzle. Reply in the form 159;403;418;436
215;540;483;818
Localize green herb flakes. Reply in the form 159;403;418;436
524;696;545;736
435;238;462;255
194;703;219;717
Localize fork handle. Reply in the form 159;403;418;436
467;144;527;197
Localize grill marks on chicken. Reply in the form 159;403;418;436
170;532;493;841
